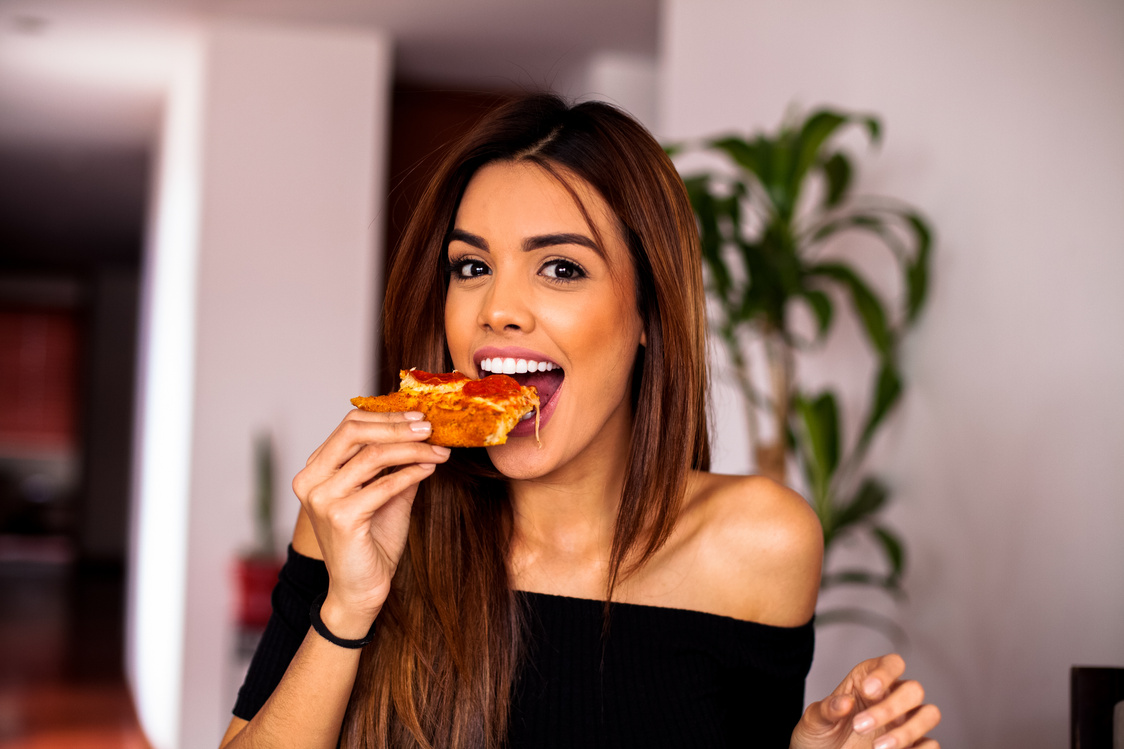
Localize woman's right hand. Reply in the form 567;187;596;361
292;409;450;637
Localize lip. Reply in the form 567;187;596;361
472;345;561;376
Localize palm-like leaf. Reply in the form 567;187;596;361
793;391;840;513
806;262;894;356
671;106;932;619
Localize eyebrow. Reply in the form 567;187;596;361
448;228;604;258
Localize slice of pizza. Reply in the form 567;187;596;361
351;369;539;447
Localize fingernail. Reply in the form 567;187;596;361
874;737;898;749
853;715;874;733
830;696;849;713
410;421;432;433
417;462;436;470
431;445;451;457
862;677;882;697
403;411;425;421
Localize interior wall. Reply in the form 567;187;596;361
127;31;202;749
576;51;659;131
660;2;1124;747
129;21;392;749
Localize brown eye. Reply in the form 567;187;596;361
541;259;586;281
448;258;490;279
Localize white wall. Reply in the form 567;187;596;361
660;2;1124;747
577;51;660;131
128;33;203;749
129;21;391;749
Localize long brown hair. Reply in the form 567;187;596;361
341;94;710;749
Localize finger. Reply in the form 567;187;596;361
300;413;433;487
337;441;450;489
307;461;436;541
866;704;941;749
802;693;855;733
305;409;426;467
855;653;907;703
853;679;925;735
307;443;449;511
365;461;438;506
355;460;437;507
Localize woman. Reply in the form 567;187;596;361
220;94;941;749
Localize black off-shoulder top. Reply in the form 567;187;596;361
234;546;814;748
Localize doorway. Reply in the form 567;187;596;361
377;82;517;393
0;145;146;745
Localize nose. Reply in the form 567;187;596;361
478;271;534;333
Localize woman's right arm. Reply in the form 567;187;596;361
219;409;450;748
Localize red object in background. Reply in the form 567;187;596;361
234;556;283;629
0;309;79;450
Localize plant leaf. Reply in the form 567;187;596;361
800;289;834;341
741;223;796;328
873;525;906;579
814;393;841;481
863;116;882;145
793;110;881;206
814;607;907;646
793;391;840;507
833;477;890;534
820;569;906;598
793;110;847;189
682;175;732;305
905;212;933;324
708;136;765;182
808;262;894;357
809;212;893;246
770;133;796;219
753;135;788;217
857;362;904;457
792;395;822;507
821;152;853;208
807;209;931;312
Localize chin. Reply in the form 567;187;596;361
485;437;557;481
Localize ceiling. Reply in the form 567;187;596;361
0;0;659;272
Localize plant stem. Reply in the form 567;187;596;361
756;325;792;484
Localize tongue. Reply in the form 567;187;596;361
512;369;564;403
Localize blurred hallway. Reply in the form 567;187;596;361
0;544;148;748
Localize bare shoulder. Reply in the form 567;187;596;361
681;471;823;626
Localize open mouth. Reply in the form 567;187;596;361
478;356;565;428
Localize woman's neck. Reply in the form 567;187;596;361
505;420;632;594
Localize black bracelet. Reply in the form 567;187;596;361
309;591;376;648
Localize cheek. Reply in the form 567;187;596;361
444;289;473;369
548;289;641;374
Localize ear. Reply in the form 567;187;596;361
640;329;647;347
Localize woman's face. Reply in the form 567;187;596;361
444;160;645;481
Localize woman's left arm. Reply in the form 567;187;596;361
790;653;942;749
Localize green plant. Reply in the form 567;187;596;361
251;431;277;559
669;108;932;629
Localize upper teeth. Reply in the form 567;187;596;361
479;357;556;374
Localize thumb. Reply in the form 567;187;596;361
809;693;856;732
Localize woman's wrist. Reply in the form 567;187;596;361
318;591;380;641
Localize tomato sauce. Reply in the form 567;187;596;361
463;374;522;397
411;370;468;385
410;370;522;397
